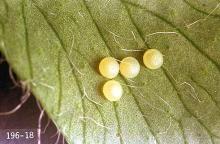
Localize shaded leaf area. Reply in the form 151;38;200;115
0;0;220;143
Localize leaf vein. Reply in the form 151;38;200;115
190;77;220;111
182;0;220;19
57;51;62;114
21;1;33;79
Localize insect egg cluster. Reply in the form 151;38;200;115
99;49;163;101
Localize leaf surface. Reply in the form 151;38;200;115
0;0;220;143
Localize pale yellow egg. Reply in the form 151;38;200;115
143;49;163;69
120;57;140;78
103;80;123;101
99;57;119;79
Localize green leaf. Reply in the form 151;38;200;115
1;0;220;143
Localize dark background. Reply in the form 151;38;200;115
0;53;67;144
